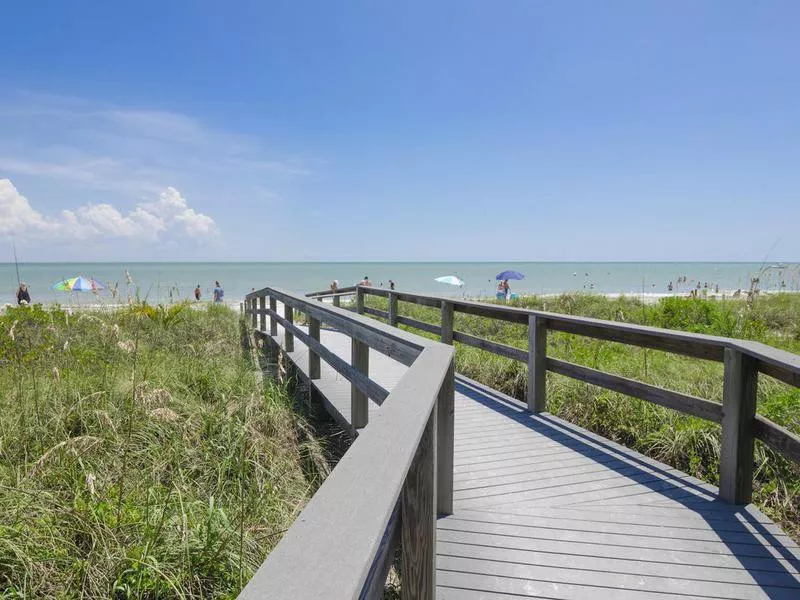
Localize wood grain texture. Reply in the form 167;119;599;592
283;303;294;352
396;315;442;336
546;357;724;422
352;338;369;429
755;415;800;464
437;359;455;516
269;296;278;336
452;331;527;362
440;301;454;346
720;347;758;504
308;315;321;380
363;306;389;320
258;295;266;332
402;413;437;600
528;314;547;413
356;287;365;315
389;291;398;327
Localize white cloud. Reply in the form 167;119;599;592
0;178;217;241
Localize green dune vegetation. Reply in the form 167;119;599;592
0;303;327;598
362;292;800;540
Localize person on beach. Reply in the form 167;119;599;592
389;280;395;290
16;283;31;305
330;280;338;292
213;281;224;303
359;276;372;287
496;281;505;300
194;285;201;301
503;279;511;301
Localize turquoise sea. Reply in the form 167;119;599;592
2;262;798;306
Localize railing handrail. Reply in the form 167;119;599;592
240;286;454;599
355;285;800;501
359;286;800;385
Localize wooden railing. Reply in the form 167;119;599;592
240;287;454;599
307;285;800;506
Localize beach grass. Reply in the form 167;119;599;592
0;302;326;598
362;292;800;539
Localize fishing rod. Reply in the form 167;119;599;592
12;240;21;287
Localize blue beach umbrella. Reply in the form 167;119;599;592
496;270;525;281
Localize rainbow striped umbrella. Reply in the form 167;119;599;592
52;276;105;292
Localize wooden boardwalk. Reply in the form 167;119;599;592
265;315;800;600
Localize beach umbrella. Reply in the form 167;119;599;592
52;276;105;292
496;270;525;281
435;275;464;286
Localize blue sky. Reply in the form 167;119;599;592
1;1;798;262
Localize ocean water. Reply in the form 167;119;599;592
1;262;798;306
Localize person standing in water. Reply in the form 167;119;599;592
194;284;201;301
212;281;224;303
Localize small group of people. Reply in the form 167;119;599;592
192;281;225;303
351;277;395;290
496;279;512;301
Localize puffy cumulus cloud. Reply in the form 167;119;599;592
0;178;61;235
0;179;217;241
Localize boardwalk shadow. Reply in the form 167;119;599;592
454;376;800;596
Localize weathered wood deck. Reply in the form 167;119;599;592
265;313;800;600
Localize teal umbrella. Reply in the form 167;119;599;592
435;275;464;286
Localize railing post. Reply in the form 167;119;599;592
240;301;244;315
402;410;436;599
720;347;758;504
351;339;369;428
251;297;258;329
437;358;454;516
389;291;398;327
309;314;321;380
258;295;266;331
356;287;365;315
333;295;341;308
284;303;294;352
440;301;454;345
527;315;547;413
269;297;278;336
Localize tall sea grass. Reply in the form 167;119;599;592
0;302;326;598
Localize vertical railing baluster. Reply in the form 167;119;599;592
720;347;758;504
527;315;547;413
440;301;454;345
251;297;257;328
437;358;454;516
269;297;278;336
351;339;369;429
309;314;321;380
401;409;436;599
284;303;294;352
258;295;266;331
356;287;365;314
389;291;398;327
333;294;341;308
